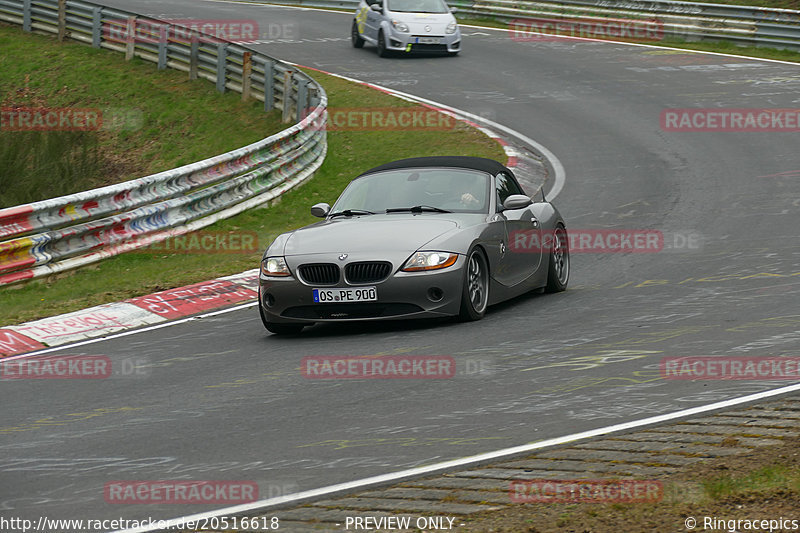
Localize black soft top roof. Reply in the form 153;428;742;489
357;156;513;179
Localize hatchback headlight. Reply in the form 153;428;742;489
446;22;457;34
392;20;410;32
402;251;458;272
261;256;291;277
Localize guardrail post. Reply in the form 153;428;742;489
307;86;318;108
57;0;67;41
216;43;228;93
263;60;274;112
242;51;252;101
125;16;136;61
282;70;293;123
296;79;309;122
91;7;103;48
157;24;168;70
22;0;31;32
189;33;199;80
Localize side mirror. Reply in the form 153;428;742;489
370;3;382;11
450;6;458;13
311;202;331;217
503;195;532;211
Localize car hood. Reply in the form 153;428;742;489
283;215;463;256
390;12;456;34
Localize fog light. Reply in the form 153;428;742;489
390;39;402;47
427;287;444;302
264;293;275;307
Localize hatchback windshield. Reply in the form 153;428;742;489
333;167;490;214
387;0;449;13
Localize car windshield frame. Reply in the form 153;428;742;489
331;167;492;215
386;0;449;13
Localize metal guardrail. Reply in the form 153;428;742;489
0;0;328;286
249;0;800;51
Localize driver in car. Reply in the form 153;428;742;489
460;191;480;207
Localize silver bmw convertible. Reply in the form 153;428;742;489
258;157;568;334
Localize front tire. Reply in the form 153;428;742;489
377;30;389;57
545;224;569;292
351;21;365;48
458;248;489;321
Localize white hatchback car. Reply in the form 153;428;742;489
351;0;461;56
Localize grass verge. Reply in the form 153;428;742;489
0;21;285;207
457;437;800;532
0;64;505;325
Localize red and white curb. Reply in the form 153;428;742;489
0;269;259;357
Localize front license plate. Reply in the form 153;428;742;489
313;287;377;303
416;37;441;44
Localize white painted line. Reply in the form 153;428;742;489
114;381;800;533
0;301;258;362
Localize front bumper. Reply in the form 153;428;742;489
259;256;465;324
384;28;461;53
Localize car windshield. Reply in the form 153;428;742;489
387;0;449;13
332;167;491;214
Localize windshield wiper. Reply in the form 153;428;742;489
386;205;452;214
329;209;375;218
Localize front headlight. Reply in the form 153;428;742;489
446;22;457;34
261;256;292;277
392;20;410;32
402;251;458;272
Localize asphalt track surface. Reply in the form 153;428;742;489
2;0;800;525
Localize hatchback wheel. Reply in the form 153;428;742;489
377;30;389;57
351;21;365;48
